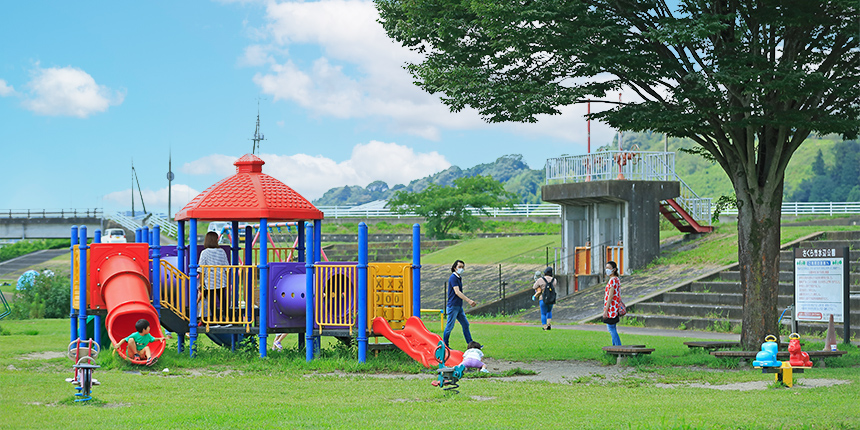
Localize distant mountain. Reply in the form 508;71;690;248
313;133;847;206
313;154;545;205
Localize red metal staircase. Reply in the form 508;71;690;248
660;198;714;233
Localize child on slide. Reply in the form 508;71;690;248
459;341;489;373
121;319;167;366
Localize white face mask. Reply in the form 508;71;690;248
457;268;464;275
605;268;614;276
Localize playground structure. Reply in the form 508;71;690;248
68;154;455;366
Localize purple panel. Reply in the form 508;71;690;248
268;262;307;329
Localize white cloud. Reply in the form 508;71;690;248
248;0;485;140
103;184;201;214
22;66;124;118
238;0;636;145
0;79;15;96
180;141;451;200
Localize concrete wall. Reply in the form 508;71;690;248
542;180;679;272
0;217;103;239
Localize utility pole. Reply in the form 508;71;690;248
251;99;266;154
167;150;174;220
131;159;135;217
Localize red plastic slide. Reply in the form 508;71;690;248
372;316;463;368
96;251;165;364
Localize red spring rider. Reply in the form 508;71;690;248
788;332;812;367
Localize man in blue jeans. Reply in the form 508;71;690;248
443;259;478;347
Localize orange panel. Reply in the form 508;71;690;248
87;243;150;311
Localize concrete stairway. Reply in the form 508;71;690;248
628;230;860;338
322;240;459;262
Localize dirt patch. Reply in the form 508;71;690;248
18;351;65;360
657;379;851;391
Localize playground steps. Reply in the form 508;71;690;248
626;231;860;338
659;198;714;234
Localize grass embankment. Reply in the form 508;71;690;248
422;234;560;265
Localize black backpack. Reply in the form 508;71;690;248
541;277;557;304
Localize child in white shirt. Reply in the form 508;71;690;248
460;341;489;373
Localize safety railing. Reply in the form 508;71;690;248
720;201;860;216
239;247;298;266
159;260;190;321
145;214;178;238
368;263;412;330
315;264;358;331
106;212;141;233
545;151;712;225
0;208;103;219
198;264;258;330
317;203;561;218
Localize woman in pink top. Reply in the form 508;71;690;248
602;261;623;346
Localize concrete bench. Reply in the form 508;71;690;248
710;350;847;367
602;345;653;365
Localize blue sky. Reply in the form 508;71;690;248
0;0;619;216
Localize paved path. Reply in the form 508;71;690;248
0;249;68;278
473;321;740;341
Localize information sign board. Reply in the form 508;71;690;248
794;248;846;322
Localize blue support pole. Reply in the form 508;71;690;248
152;226;162;317
69;226;79;342
92;230;102;346
297;222;305;263
313;220;322;263
135;228;142;244
258;218;269;358
305;222;315;362
244;226;253;264
412;224;421;317
177;221;186;273
230;221;239;265
357;223;368;363
188;219;198;357
142;226;150;248
78;227;88;341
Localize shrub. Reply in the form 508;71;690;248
11;270;70;319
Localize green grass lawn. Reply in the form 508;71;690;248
1;318;858;429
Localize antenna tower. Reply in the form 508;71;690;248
251;100;266;154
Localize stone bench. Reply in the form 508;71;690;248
602;345;653;365
710;350;847;367
683;341;740;351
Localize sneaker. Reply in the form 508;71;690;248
92;379;100;386
273;341;283;351
546;325;552;331
133;354;141;361
480;368;490;373
145;357;155;366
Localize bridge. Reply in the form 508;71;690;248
0;209;104;240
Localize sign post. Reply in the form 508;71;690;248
794;247;851;344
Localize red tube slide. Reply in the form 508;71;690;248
97;254;165;364
372;316;463;368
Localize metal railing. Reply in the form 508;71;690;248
160;260;190;321
106;212;141;233
145;214;178;238
315;264;358;330
199;264;258;330
720;202;860;216
545;151;712;225
316;203;561;219
0;208;103;219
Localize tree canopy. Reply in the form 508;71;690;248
376;0;859;348
388;175;516;239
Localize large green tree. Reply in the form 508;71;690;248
388;175;516;239
376;0;859;348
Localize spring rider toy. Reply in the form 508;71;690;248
788;333;812;367
65;338;101;402
752;335;781;368
430;341;465;392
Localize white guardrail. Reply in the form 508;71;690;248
720;202;860;216
316;203;562;218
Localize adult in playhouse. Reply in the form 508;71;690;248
443;259;478;347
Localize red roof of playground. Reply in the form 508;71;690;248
175;154;324;222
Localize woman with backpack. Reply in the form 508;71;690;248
532;267;557;330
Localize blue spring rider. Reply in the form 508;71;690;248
430;341;465;392
752;334;782;368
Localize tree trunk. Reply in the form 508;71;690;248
735;178;784;351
